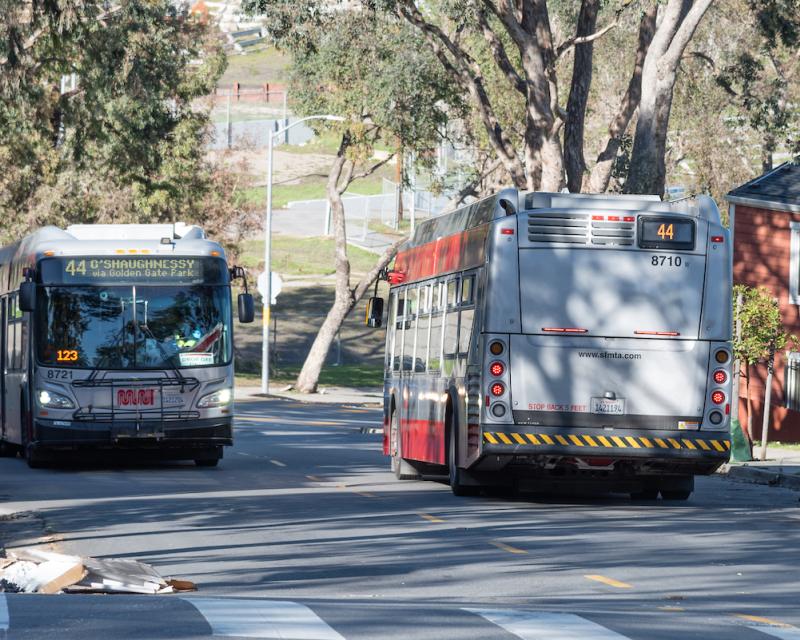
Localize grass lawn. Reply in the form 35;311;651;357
237;172;388;210
765;442;800;452
238;236;382;275
220;47;289;86
236;364;384;388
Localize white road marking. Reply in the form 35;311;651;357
465;608;630;640
270;459;287;467
741;622;800;639
0;594;8;630
183;597;345;639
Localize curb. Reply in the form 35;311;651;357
718;463;800;491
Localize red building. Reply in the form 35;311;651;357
728;162;800;443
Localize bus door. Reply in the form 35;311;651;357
4;295;22;443
0;297;5;439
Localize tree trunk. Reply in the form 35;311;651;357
761;133;775;174
624;0;712;195
759;347;775;461
585;4;657;193
564;0;599;193
746;366;753;443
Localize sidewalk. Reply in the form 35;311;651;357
718;446;800;491
235;384;383;406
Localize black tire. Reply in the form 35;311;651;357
390;410;418;480
447;404;479;497
195;458;219;468
25;444;45;469
630;488;659;501
660;489;692;501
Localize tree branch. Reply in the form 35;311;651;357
352;237;407;302
476;8;526;95
556;20;617;60
340;151;397;192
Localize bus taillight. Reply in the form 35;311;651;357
714;349;730;364
713;370;727;384
490;382;505;397
489;341;504;355
711;390;725;405
490;362;505;377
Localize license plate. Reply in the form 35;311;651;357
591;398;625;415
114;388;160;410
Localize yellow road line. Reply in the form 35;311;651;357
490;541;528;555
584;574;633;589
734;614;792;628
418;512;445;523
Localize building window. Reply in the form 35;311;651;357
786;352;800;411
790;222;800;304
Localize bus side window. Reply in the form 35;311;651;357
415;285;430;372
403;287;418;372
461;275;475;305
428;283;443;372
386;292;397;372
7;295;16;370
443;279;459;367
394;289;406;371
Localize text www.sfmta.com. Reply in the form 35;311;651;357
578;352;642;360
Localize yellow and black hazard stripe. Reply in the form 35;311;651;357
483;431;730;453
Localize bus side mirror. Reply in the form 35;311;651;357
19;282;35;312
366;297;384;328
238;293;255;323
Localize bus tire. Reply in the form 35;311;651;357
390;410;418;480
660;476;693;501
25;444;46;469
447;405;479;497
660;489;692;501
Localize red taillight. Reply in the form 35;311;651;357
542;327;588;333
608;215;620;222
711;235;724;243
623;216;635;222
713;370;728;384
490;362;505;377
500;228;515;235
592;215;604;221
387;270;406;284
490;383;505;397
711;390;725;405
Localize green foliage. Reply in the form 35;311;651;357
733;285;790;366
0;1;252;244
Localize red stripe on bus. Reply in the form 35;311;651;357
400;418;446;465
394;224;490;284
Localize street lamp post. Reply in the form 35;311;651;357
262;114;345;394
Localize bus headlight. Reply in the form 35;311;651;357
197;388;233;408
37;390;75;409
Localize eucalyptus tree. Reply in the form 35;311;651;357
243;2;462;392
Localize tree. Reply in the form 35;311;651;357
380;0;713;196
717;0;800;173
732;285;790;450
243;3;461;392
0;1;256;249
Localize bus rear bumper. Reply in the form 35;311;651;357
480;425;730;470
32;417;233;450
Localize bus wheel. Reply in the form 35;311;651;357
660;476;693;501
25;444;45;469
630;488;659;501
390;411;418;480
447;414;479;497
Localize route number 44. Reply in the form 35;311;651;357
657;223;674;240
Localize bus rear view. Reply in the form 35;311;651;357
378;190;731;500
480;193;732;498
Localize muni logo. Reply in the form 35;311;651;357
117;389;156;407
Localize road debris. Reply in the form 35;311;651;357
0;548;196;594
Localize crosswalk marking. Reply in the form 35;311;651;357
183;597;345;640
464;609;630;640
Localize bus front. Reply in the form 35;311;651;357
28;252;238;466
478;194;732;499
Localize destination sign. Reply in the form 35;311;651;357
39;256;227;285
638;216;695;250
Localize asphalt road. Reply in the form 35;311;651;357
0;396;798;639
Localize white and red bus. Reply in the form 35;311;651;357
367;190;732;499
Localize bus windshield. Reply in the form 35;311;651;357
35;285;232;369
